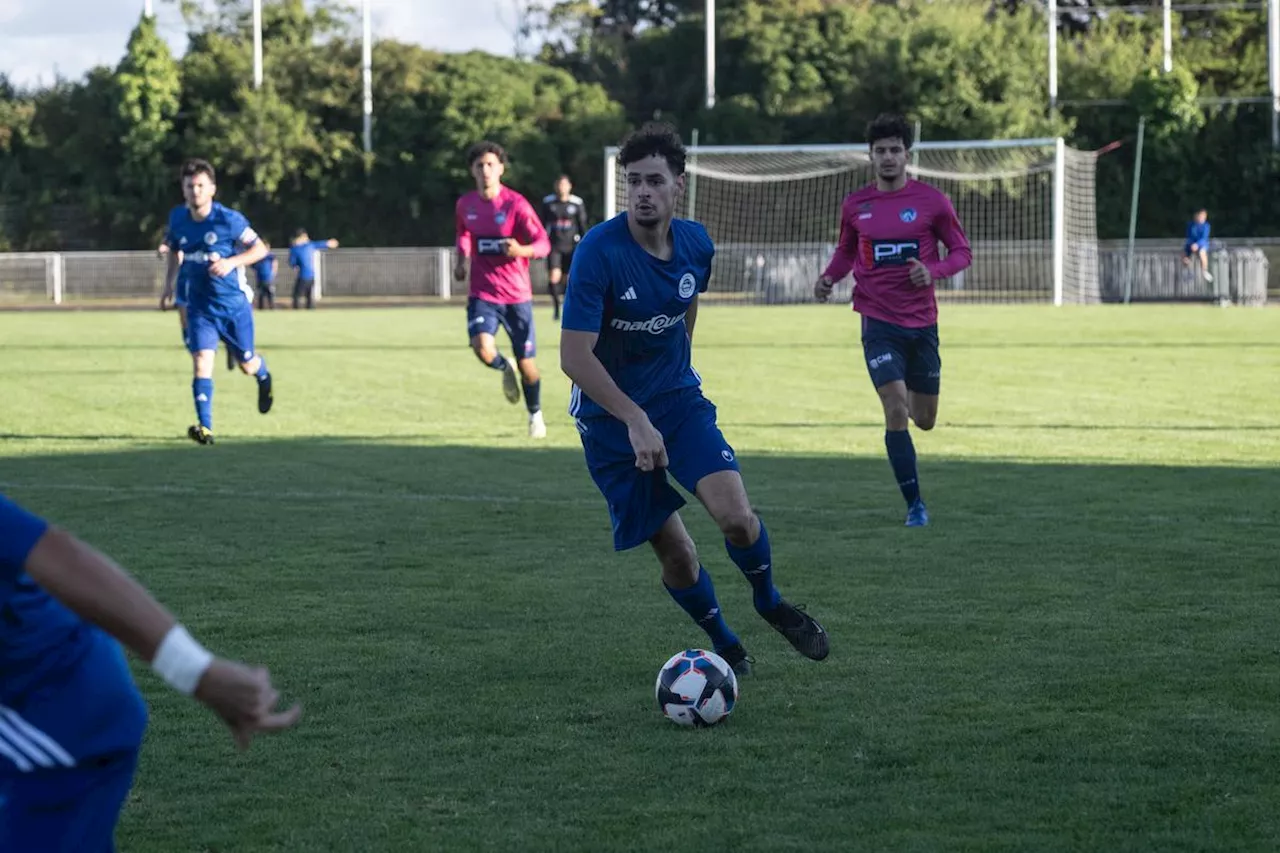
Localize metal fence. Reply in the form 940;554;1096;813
0;241;1271;307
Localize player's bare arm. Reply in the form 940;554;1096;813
24;528;301;750
161;248;179;309
561;329;667;471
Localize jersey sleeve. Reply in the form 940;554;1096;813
823;198;859;282
576;202;590;236
562;235;608;333
0;495;50;582
928;193;973;279
455;198;472;258
695;222;715;294
310;240;330;251
227;210;259;248
516;197;551;259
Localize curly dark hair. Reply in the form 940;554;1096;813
466;141;508;167
618;122;687;176
866;114;914;150
180;158;216;183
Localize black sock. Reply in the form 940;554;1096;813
522;379;541;414
885;429;921;506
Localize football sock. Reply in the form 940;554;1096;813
724;517;781;614
885;429;921;506
665;566;740;653
488;353;509;372
255;357;270;382
522;379;541;414
193;378;213;430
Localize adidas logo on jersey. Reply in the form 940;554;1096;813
620;287;637;301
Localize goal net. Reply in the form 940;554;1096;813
603;139;1101;305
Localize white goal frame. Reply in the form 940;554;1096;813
604;137;1082;306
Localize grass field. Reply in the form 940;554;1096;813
1;304;1278;852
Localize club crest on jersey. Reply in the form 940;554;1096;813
494;212;507;225
204;231;218;244
899;208;917;223
677;272;697;299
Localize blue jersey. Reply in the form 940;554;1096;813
288;241;330;280
562;214;713;419
0;496;147;770
164;202;259;317
252;251;277;284
1186;220;1210;248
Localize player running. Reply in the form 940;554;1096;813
561;123;829;676
160;158;275;446
0;493;299;850
541;174;590;322
454;141;552;439
814;114;972;527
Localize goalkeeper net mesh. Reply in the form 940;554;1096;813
604;140;1101;305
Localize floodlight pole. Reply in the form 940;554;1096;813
705;0;716;109
1270;0;1279;148
143;0;153;17
1048;0;1058;111
362;0;373;154
252;0;263;90
1162;0;1173;73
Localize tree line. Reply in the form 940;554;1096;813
0;0;1276;251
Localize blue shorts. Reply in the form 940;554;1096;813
861;315;941;395
0;635;147;852
187;301;257;362
578;387;740;551
467;297;536;359
0;749;139;852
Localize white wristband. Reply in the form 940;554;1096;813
151;625;215;696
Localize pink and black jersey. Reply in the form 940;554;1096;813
455;187;551;305
822;181;972;328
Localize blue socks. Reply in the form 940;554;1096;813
255;357;270;382
885;429;921;506
488;353;509;372
725;517;782;614
665;566;740;653
193;378;213;430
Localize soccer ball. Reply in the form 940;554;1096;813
655;649;738;727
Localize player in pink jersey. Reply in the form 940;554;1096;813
454;141;553;438
814;114;972;527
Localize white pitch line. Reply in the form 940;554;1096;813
0;481;1274;528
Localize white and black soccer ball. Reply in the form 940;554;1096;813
655;649;738;727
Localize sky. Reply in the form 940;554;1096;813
0;0;528;89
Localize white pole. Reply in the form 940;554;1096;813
252;0;263;89
362;0;373;154
1052;137;1066;307
1124;117;1146;305
143;0;153;18
1047;0;1058;111
1162;0;1173;73
604;150;618;219
1269;0;1279;148
705;0;716;109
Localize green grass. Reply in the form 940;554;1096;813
1;304;1278;852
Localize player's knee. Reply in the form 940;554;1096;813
654;535;699;583
471;342;494;362
914;411;937;431
716;508;757;545
884;402;910;430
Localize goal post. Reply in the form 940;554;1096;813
602;137;1101;305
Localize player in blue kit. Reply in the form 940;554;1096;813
288;229;338;310
560;123;829;675
160;159;274;445
0;493;300;851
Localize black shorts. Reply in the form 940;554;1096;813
861;315;941;395
547;249;575;275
